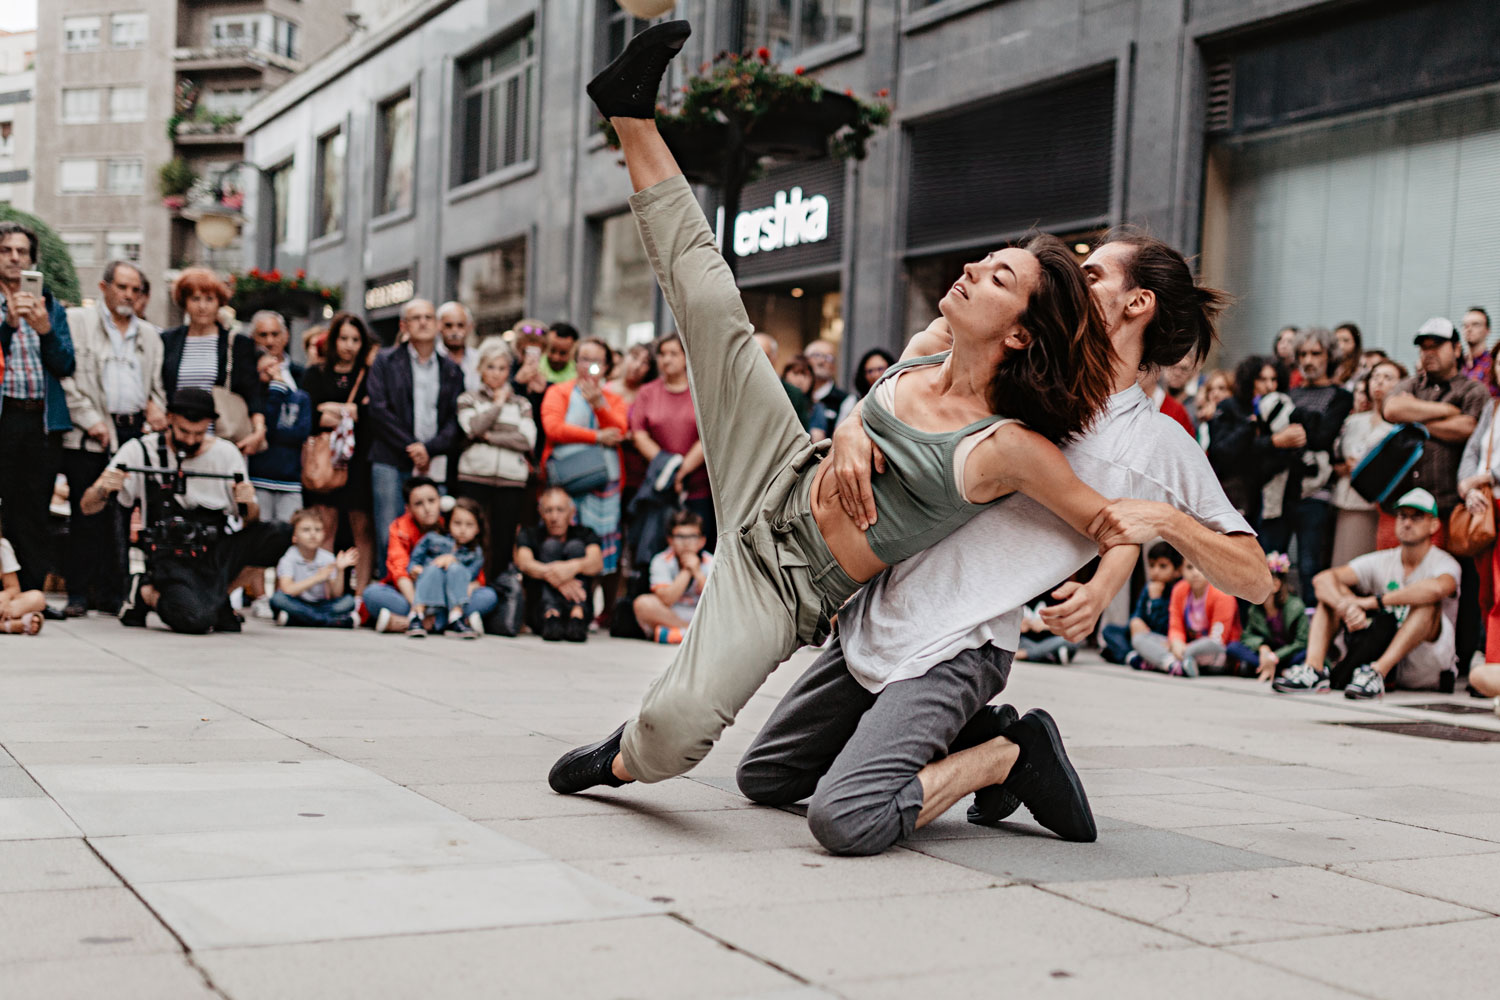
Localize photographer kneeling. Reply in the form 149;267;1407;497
80;388;292;634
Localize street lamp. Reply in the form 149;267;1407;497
182;159;259;250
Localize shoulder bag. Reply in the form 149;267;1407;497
1448;401;1499;557
212;336;255;444
302;368;366;493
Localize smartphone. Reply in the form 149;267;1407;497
587;363;602;377
20;270;43;298
525;345;541;363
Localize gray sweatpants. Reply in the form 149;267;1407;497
619;174;860;784
737;633;1013;856
1131;631;1227;673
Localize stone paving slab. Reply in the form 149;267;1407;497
6;617;1500;998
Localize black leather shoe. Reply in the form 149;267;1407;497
586;20;691;120
565;615;588;643
541;615;565;642
215;603;243;633
548;723;629;795
952;704;1024;827
42;606;66;621
990;709;1096;842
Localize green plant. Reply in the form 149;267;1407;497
600;49;891;163
0;205;82;305
157;157;198;197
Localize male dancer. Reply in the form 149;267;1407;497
734;235;1274;854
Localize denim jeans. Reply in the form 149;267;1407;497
1260;497;1333;607
363;580;498;626
414;563;474;611
270;591;356;627
370;462;411;577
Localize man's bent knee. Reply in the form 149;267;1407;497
806;793;902;857
735;756;805;806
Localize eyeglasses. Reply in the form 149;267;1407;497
806;351;834;361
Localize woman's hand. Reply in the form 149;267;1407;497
1465;489;1490;519
1257;647;1279;682
596;427;623;447
1459;473;1493;499
1169;639;1187;660
579;378;605;408
237;428;266;455
831;410;885;530
1271;424;1307;449
433;554;456;570
1038;581;1107;643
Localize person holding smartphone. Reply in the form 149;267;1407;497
0;220;76;594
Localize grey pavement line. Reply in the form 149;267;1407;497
1327;858;1500;918
662;911;818;991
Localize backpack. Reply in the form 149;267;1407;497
1350;423;1429;506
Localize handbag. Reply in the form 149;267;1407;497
212;338;255;444
1448;402;1499;557
302;368;365;493
547;446;610;495
1350;423;1428;505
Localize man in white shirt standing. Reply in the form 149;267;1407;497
60;260;166;617
737;234;1272;856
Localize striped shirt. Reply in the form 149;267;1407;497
177;334;221;433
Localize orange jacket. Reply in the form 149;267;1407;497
382;512;486;587
539;379;628;479
1168;579;1241;645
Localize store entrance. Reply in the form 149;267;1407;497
742;273;843;372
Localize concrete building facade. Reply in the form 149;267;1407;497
239;0;1500;372
0;30;37;212
31;1;355;326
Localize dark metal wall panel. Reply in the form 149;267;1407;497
732;158;847;281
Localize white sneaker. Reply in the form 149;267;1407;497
275;610;289;627
1344;664;1385;700
375;608;392;634
1273;663;1331;694
251;595;274;620
468;611;483;635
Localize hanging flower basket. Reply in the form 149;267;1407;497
228;268;342;317
743;90;860;161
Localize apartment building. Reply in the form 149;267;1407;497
32;2;354;325
0;29;37;212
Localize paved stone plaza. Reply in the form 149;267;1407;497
2;618;1499;999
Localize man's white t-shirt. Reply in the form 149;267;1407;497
0;538;19;576
839;386;1252;692
108;433;248;515
1348;545;1461;631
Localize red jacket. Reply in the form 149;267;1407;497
382;512;485;587
539;379;629;478
1168;579;1241;645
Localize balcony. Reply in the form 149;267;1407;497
173;44;298;74
173;112;243;146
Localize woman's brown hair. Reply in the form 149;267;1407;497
173;267;231;309
986;234;1115;444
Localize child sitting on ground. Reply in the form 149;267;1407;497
1102;542;1182;663
1128;557;1241;677
1015;597;1077;664
0;525;46;635
272;509;358;628
407;497;487;639
1226;551;1308;681
632;509;714;644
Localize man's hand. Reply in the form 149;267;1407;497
96;467;126;495
596;427;623;447
558;579;588;605
237;428;266;455
679;550;700;574
1038;581;1108;643
831;412;885;530
145;400;167;431
1271;424;1308;449
1089;499;1179;550
232;480;255;506
86;421;111;447
1256;647;1279;682
432;553;456;569
1341;596;1374;632
10;291;50;333
406;442;429;469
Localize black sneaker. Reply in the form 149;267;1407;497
585;20;691;120
64;599;88;619
540;615;565;642
990;709;1096;843
548;723;629;794
955;704;1024;827
565;615;589;643
118;574;148;628
215;603;243;633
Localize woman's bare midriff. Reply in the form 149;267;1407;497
811;460;888;583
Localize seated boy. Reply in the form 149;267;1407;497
633;509;714;644
272;509;358;627
515;487;603;642
0;533;46;635
1101;542;1181;663
1128;557;1241;677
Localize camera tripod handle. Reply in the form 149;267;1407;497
233;472;248;519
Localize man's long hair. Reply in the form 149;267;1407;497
1106;228;1229;371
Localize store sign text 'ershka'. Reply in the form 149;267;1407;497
732;187;830;258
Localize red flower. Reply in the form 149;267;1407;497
795;66;806;76
844;88;854;96
296;269;306;280
877;88;889;98
248;267;261;278
321;289;330;298
756;46;770;62
268;269;282;282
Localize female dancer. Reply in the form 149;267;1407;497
551;21;1126;794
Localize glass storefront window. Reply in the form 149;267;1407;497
268;160;293;265
742;280;842;365
376;91;415;218
315;129;346;238
742;0;858;61
591;212;656;348
454;237;528;340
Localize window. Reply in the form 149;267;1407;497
106;231;143;262
110;12;148;49
200;88;262;116
375;90;415;215
107;158;144;194
272;18;299;60
63;16;102;53
269;160;293;251
0;122;13;158
60;158;98;193
743;0;859;61
62;233;98;266
315;129;346;238
453;237;528;339
211;15;261;49
61;88;101;124
596;2;649;71
455;30;536;186
109;87;147;123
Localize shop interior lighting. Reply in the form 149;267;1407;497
790;287;804;298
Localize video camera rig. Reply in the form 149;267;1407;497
116;437;248;562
